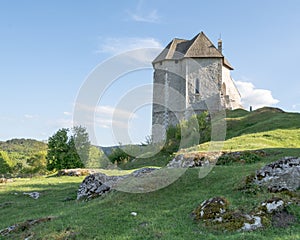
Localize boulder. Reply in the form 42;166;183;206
259;197;285;214
192;196;263;232
57;168;97;177
77;168;158;200
0;178;13;184
167;152;220;168
192;196;229;221
77;173;127;200
254;157;300;192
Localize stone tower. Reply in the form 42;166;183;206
151;32;242;136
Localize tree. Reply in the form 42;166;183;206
72;126;90;166
46;127;87;171
46;128;69;171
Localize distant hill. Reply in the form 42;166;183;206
0;138;47;154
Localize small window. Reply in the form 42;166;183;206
159;62;162;65
175;60;178;64
195;78;200;94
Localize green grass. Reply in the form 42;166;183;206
1;161;299;239
0;107;299;239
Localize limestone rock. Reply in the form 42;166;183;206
23;192;40;199
77;168;159;200
192;196;264;232
192;196;229;221
57;168;97;177
77;173;127;200
254;157;300;192
239;215;262;231
167;152;220;168
0;178;13;184
259;197;285;214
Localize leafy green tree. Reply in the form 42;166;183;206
72;126;90;165
46;128;86;171
46;128;69;170
26;150;47;173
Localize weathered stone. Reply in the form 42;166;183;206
239;215;262;231
0;216;55;237
259;197;285;214
192;196;229;221
167;152;220;168
23;192;40;199
193;196;265;232
0;178;13;184
77;168;159;200
57;168;97;177
254;157;300;192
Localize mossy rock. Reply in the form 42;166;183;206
192;196;229;221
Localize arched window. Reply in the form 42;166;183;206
195;78;200;94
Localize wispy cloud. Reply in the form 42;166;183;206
127;0;160;23
75;104;138;129
24;114;38;119
98;37;162;55
235;81;279;109
63;111;72;116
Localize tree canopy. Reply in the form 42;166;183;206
46;126;90;171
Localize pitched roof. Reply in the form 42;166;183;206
153;32;234;70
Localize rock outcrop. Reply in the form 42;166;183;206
57;168;97;177
253;157;300;192
192;196;263;232
167;152;220;168
77;168;158;200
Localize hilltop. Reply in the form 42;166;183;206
0;107;299;239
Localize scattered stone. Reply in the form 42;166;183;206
131;167;158;177
192;196;264;232
239;215;262;231
254;157;300;192
131;212;137;216
57;168;97;177
259;197;285;214
77;168;159;200
192;196;229;221
77;173;127;200
167;152;220;168
0;216;55;236
23;192;40;199
0;178;13;184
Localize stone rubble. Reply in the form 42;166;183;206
254;157;300;192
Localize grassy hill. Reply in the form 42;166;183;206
0;108;299;239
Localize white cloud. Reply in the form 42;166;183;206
75;104;137;129
127;1;160;23
98;37;162;55
24;114;38;119
235;81;279;109
128;9;160;23
63;111;72;116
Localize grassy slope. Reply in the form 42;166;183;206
0;108;299;239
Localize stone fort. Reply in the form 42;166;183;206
151;32;242;135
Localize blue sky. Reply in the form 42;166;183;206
1;0;300;146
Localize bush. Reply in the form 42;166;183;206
108;147;132;165
217;151;263;165
162;111;211;153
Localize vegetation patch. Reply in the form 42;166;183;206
217;150;266;165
